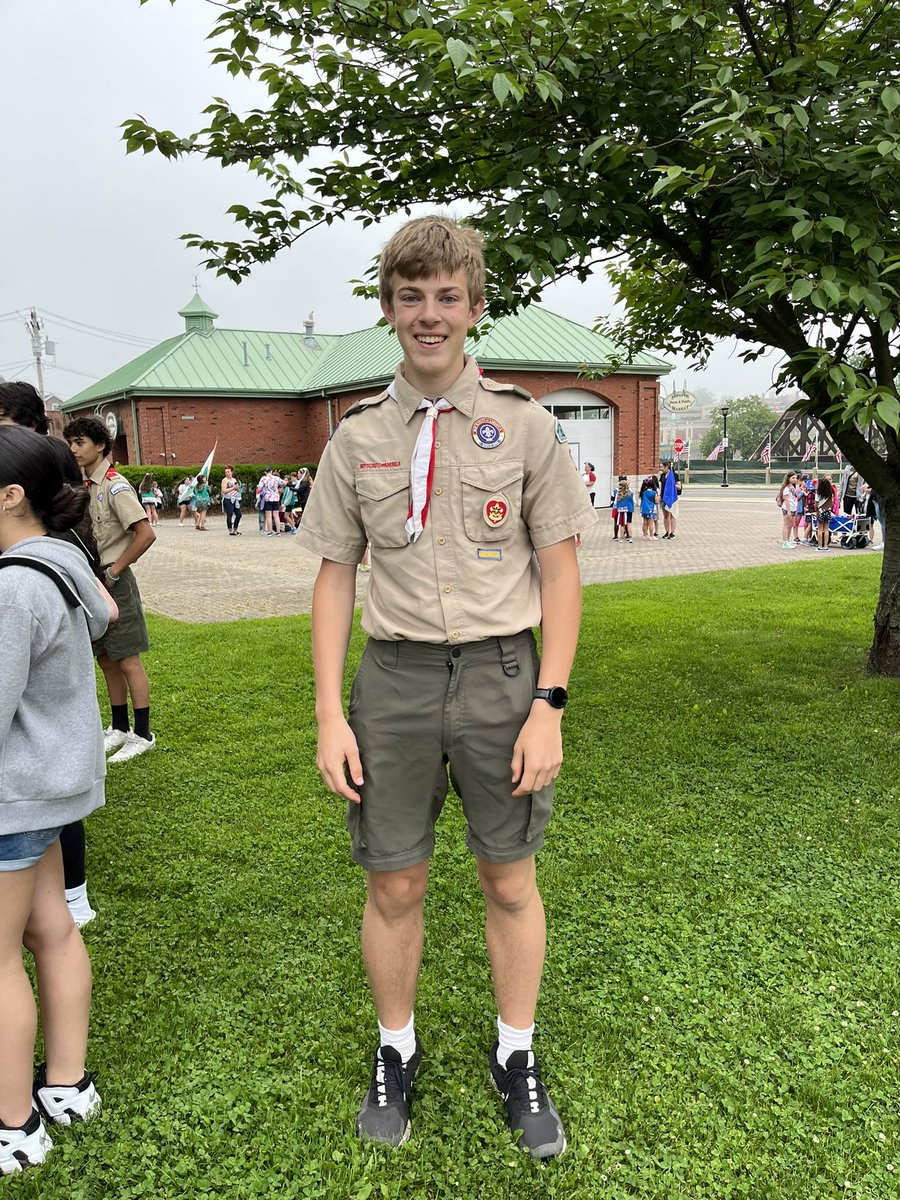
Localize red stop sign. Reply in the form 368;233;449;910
673;438;685;454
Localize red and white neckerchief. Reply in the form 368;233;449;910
405;396;454;542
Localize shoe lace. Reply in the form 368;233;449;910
369;1053;406;1109
503;1060;549;1115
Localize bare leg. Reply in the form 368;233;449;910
117;655;150;710
361;862;429;1029
97;653;128;707
477;857;546;1028
0;861;40;1127
23;842;91;1087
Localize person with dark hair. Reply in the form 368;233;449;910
0;425;115;1174
138;474;159;527
0;381;50;436
2;391;101;926
63;417;157;763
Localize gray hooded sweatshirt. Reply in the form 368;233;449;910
0;535;109;834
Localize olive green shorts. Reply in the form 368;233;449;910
92;566;150;661
346;630;554;872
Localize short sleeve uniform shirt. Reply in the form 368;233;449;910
86;460;148;565
297;357;598;644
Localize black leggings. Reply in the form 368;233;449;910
59;820;86;890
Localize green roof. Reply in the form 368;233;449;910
62;296;671;410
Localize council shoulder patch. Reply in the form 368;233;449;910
108;481;132;497
471;417;505;449
555;420;568;444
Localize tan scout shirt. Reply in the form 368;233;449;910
85;460;148;565
298;357;599;644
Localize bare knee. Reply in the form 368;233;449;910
366;865;428;923
23;907;79;959
478;861;538;914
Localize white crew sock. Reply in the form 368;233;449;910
377;1013;417;1065
65;883;96;927
496;1018;535;1069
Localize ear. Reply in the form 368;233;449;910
468;295;486;324
0;483;26;510
380;296;396;327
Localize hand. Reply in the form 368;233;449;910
510;705;563;798
316;714;364;803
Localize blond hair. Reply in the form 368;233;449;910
379;216;485;305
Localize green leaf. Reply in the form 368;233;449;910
881;86;900;114
492;72;510;104
791;279;814;300
791;219;813;240
791;102;809;129
876;396;900;429
445;38;470;71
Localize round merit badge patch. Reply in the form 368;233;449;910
483;494;510;528
472;417;505;449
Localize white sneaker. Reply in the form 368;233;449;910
33;1065;101;1126
102;726;130;754
108;731;156;764
0;1110;53;1174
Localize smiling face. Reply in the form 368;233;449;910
380;269;485;397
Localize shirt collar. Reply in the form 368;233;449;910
86;458;111;487
390;356;482;423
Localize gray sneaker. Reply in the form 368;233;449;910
489;1040;566;1160
356;1040;422;1147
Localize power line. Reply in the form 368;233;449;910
39;309;158;347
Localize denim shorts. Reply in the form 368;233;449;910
0;826;63;872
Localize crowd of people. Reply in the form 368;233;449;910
774;467;885;551
607;462;682;542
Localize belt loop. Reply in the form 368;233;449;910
387;641;399;669
497;635;521;677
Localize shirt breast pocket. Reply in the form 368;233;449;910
355;469;410;549
460;462;524;543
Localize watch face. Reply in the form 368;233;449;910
545;686;568;709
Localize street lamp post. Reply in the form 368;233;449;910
721;405;730;488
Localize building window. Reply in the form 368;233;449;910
545;403;609;420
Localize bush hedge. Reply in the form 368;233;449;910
112;464;317;508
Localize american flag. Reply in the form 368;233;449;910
760;443;771;464
836;448;843;464
802;442;815;462
707;440;724;461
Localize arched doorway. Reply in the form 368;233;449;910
539;389;613;501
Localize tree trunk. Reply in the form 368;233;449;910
868;490;900;675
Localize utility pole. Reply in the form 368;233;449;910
26;309;46;403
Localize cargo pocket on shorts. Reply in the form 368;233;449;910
354;469;410;549
459;462;524;543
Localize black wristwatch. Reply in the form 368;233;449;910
534;686;569;710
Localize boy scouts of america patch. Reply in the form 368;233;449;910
472;417;505;449
483;495;509;528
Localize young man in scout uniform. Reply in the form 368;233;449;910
297;216;597;1160
63;417;157;763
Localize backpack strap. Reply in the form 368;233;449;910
0;555;83;610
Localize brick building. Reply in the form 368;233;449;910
61;294;671;493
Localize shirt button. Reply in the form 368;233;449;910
434;487;443;496
443;584;453;593
437;537;446;545
435;440;442;448
450;631;460;640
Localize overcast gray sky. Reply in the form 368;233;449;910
1;0;785;403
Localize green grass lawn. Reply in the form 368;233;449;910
16;557;899;1199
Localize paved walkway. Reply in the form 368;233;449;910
132;488;867;624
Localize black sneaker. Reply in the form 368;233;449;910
356;1040;422;1147
489;1040;566;1159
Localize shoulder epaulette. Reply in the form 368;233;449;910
479;376;533;400
340;389;392;421
104;466;123;481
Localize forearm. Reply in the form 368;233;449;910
535;539;582;688
312;560;358;718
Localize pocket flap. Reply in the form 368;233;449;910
459;462;524;493
354;469;408;502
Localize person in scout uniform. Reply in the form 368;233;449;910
63;417;156;763
297;216;598;1159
